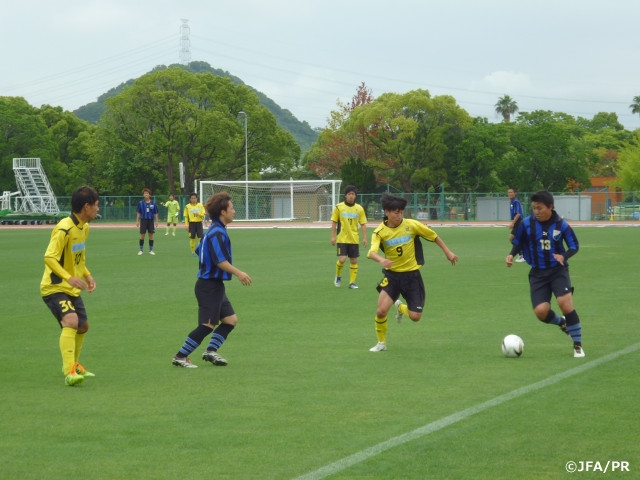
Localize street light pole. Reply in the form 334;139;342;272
238;111;248;220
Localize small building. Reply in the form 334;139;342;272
584;177;622;219
270;183;332;221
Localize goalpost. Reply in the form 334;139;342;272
200;179;342;222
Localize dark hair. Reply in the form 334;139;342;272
345;185;357;195
71;186;99;213
380;192;407;211
189;192;198;199
530;190;554;208
206;191;232;219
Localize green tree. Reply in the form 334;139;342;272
450;118;512;192
38;105;96;194
347;89;473;192
340;157;376;194
304;83;377;182
96;67;299;195
629;96;640;119
615;132;640;190
0;97;60;193
501;111;591;191
495;95;519;123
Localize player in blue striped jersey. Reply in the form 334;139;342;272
172;192;252;368
506;191;585;358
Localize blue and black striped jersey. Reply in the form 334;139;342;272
511;211;579;269
196;220;233;281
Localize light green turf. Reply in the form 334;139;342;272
0;225;638;479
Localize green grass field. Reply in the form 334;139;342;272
1;224;638;479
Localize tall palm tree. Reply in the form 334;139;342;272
495;95;519;122
630;95;640;118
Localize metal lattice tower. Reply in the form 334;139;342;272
12;158;60;214
179;19;191;65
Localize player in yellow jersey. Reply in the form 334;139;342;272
40;186;100;385
330;185;368;289
184;192;205;256
162;193;180;236
367;193;458;352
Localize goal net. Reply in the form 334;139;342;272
200;180;342;222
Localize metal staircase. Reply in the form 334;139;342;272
12;158;60;214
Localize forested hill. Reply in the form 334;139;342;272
73;60;319;154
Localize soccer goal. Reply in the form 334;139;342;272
200;180;342;222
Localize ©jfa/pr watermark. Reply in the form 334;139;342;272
566;461;630;473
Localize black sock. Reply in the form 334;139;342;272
176;324;213;357
206;323;235;351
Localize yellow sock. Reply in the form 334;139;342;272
350;264;358;284
190;238;196;253
375;316;388;343
335;260;344;278
59;327;76;374
399;303;409;317
75;332;86;364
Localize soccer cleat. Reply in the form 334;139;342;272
573;345;585;358
515;254;526;263
165;232;169;236
138;251;143;255
149;251;156;255
64;368;85;387
75;363;95;377
394;299;404;323
369;342;387;352
348;283;358;289
172;232;176;237
334;277;341;287
559;316;571;337
202;350;228;366
172;355;198;368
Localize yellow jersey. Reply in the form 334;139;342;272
40;214;92;297
184;202;205;224
368;218;437;272
331;202;367;244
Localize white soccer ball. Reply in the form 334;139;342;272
501;334;524;358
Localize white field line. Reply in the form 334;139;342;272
293;342;640;480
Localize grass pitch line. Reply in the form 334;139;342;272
294;342;640;480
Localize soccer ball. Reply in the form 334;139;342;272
501;334;524;358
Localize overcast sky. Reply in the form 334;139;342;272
2;0;639;131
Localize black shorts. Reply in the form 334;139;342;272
139;218;155;234
42;293;87;327
188;222;204;239
376;269;425;313
529;266;573;308
195;278;235;326
336;243;359;258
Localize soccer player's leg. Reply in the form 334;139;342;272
44;294;84;384
530;271;556;323
370;283;394;351
401;272;425;322
347;245;359;288
59;311;85;386
203;297;236;366
335;244;348;286
188;224;197;255
174;279;216;367
554;272;584;357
